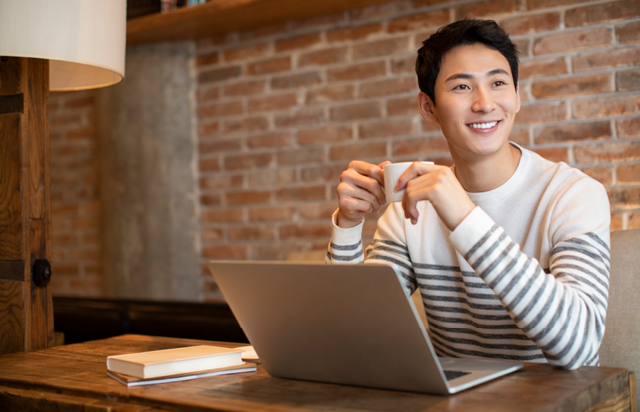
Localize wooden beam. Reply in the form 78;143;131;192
127;0;397;44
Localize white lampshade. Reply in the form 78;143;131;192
0;0;126;91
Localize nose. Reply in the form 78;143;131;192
471;86;496;113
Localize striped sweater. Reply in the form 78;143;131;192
327;145;610;370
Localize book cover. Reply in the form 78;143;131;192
107;363;257;387
106;345;244;379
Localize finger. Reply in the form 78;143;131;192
338;183;383;213
341;168;387;206
395;162;440;191
349;160;386;187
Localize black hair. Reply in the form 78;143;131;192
415;19;519;106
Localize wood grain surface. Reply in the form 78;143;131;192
0;334;631;412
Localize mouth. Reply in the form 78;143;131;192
466;120;501;130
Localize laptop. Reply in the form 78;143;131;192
208;261;524;395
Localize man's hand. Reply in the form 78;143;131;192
336;160;391;228
396;162;476;231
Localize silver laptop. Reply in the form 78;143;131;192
208;261;523;395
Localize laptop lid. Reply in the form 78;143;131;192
208;261;522;395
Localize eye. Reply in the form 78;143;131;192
452;84;470;90
493;80;507;87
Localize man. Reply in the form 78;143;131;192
327;19;610;370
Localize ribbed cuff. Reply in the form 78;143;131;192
331;209;364;246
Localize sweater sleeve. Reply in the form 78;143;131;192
449;178;610;370
326;206;417;296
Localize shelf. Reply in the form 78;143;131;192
126;0;396;44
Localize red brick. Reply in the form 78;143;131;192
199;121;219;136
611;212;623;230
249;206;296;221
350;1;413;21
201;227;224;242
64;96;94;110
388;10;450;33
275;109;325;128
514;38;531;58
330;102;382;122
574;141;640;163
330;142;387;161
391;56;417;74
198;66;242;83
298;203;338;219
328;62;386;82
48;99;60;113
573;95;640;119
387;96;417;116
223;116;268;134
533;28;612;55
392;137;449;156
519;58;568;80
629;212;640;229
327;23;383;43
196;52;219;67
248;168;297;186
500;13;561;36
247;57;291;75
608;187;640;209
202;209;244;223
299;47;348;67
533;148;570;164
198;101;243;118
573;47;640;72
200;174;243;189
617;69;640;91
535;121;611;144
565;0;640;27
247;93;298;113
515;102;568;125
50;114;83;128
196;34;228;49
455;0;517;19
228;225;275;241
275;33;321;52
199;157;220;172
617;164;640;184
223;80;266;96
223;43;269;62
289;13;346;32
420;119;443;133
279;223;332;239
225;153;272;170
306;85;355;105
250;243;306;261
359;119;415;139
200;139;242;154
527;0;592;10
276;186;326;202
277;147;325;165
298;125;353;145
353;37;411;60
198;87;220;101
271;72;322;89
510;128;530;146
226;190;271;205
238;24;287;42
360;77;417;98
52;204;79;215
66;126;97;140
532;73;612;98
200;193;221;207
247;132;293;148
301;164;347;182
617;117;640;137
616;21;640;44
203;245;248;260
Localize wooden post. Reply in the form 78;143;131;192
0;57;54;353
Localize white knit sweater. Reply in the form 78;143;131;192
327;144;610;369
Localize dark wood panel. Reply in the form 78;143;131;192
0;94;24;115
0;114;24;261
0;261;25;281
127;0;396;44
0;280;25;354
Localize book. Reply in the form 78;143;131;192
106;345;244;379
235;345;260;363
107;363;257;387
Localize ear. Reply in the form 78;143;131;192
515;83;521;114
418;92;439;124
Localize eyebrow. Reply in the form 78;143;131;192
444;68;510;83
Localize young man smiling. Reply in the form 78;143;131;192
327;19;611;370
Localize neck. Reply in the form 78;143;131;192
453;143;522;193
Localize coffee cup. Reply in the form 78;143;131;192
383;162;434;202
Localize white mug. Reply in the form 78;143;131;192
383;162;434;202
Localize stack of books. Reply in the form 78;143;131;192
106;345;257;387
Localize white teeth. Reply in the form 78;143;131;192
468;121;498;129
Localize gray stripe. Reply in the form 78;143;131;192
423;303;512;321
427;295;506;311
472;231;508;270
522;283;559;334
371;239;407;250
426;313;520;330
541;297;581;354
511;272;551;326
430;339;544;362
477;239;518;281
428;323;531;341
552;245;608;266
330;240;362;251
554;273;608;305
532;283;568;343
564;309;592;370
566;237;611;263
429;332;542;356
552;262;609;289
545;303;583;364
505;262;541;316
368;245;410;259
429;329;540;351
366;253;413;272
419;284;499;300
465;224;499;261
586;232;609;252
328;249;364;262
416;273;489;290
487;243;523;291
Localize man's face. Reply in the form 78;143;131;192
420;43;521;162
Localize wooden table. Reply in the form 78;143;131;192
0;334;633;412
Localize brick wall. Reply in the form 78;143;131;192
48;90;102;297
48;0;640;299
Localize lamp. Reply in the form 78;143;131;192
0;0;126;354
